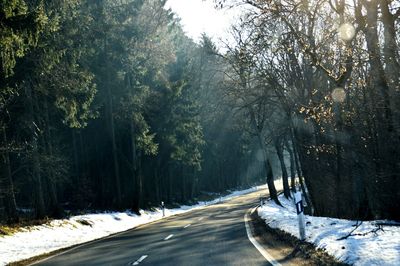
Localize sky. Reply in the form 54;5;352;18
165;0;241;45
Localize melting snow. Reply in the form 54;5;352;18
258;194;400;266
0;185;265;265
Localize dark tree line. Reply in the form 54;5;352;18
217;0;400;221
0;0;266;224
3;0;397;225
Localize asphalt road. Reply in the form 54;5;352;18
33;189;271;266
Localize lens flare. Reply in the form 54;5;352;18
332;87;346;103
338;23;355;42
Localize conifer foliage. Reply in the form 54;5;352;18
0;0;264;223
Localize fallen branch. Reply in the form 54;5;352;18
337;221;362;240
337;222;385;240
374;221;400;227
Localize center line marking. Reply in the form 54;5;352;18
164;234;174;240
131;255;148;265
184;224;191;228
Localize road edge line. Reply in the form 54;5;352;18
244;206;282;266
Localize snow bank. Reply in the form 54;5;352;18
0;184;264;265
258;194;400;266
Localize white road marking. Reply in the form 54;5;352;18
131;255;148;265
198;217;204;221
164;234;174;240
30;189;270;266
244;207;282;266
184;224;191;228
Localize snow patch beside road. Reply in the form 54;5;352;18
258;194;400;266
0;184;266;265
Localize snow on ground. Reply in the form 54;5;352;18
258;193;400;266
0;184;266;265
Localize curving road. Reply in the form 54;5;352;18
32;189;273;266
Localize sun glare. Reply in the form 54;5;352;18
165;0;238;44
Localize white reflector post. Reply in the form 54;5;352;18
294;191;306;240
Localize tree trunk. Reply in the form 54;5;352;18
333;102;344;217
361;0;399;219
155;168;160;204
284;138;296;192
44;99;61;217
266;158;281;206
275;138;290;198
249;107;281;205
191;168;197;199
181;165;186;202
25;83;45;219
168;164;173;202
137;150;143;209
130;121;139;212
79;131;89;181
257;133;280;205
290;126;314;214
1;127;19;223
72;130;80;185
106;82;122;208
380;0;400;136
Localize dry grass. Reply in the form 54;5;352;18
251;211;349;266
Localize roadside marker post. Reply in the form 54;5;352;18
294;191;306;241
161;201;165;217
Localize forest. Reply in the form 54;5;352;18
1;0;399;225
0;0;267;224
